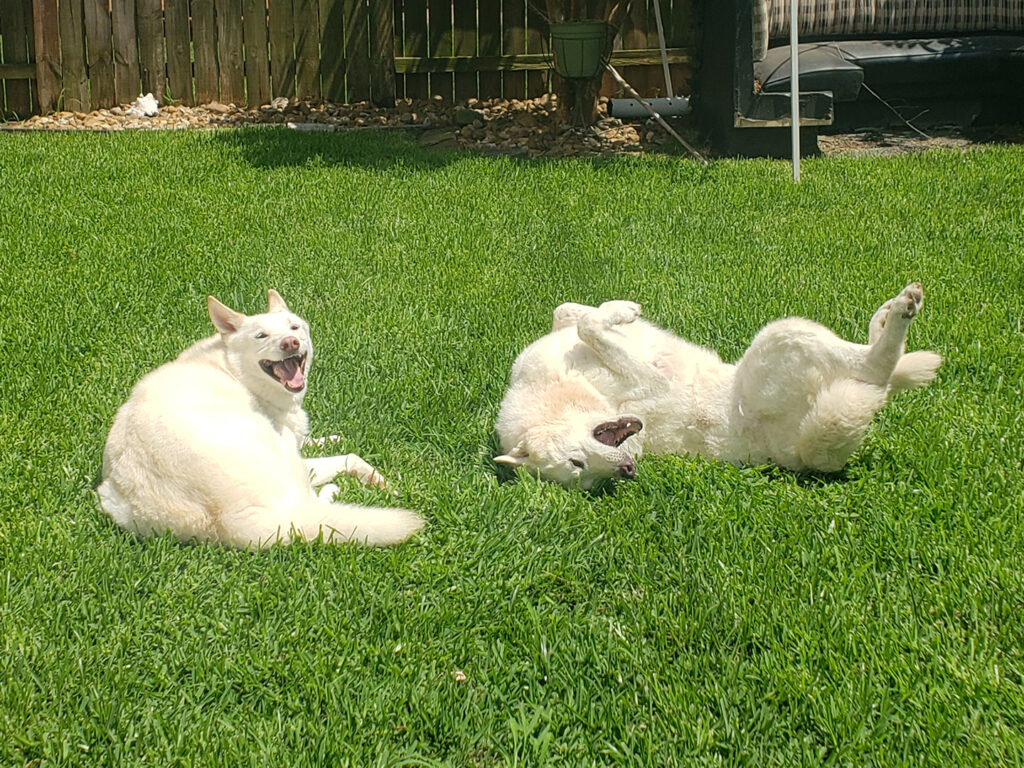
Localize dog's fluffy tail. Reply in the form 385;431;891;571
287;501;424;547
889;350;942;392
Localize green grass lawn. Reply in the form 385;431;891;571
1;129;1023;767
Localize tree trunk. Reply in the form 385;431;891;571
552;74;603;127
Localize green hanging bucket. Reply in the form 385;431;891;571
549;21;608;79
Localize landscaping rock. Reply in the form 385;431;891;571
4;92;1016;158
453;105;485;125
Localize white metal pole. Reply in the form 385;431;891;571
652;0;674;98
789;0;801;182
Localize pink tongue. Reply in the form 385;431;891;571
273;358;305;389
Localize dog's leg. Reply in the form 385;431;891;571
575;301;671;404
861;283;924;386
576;301;648;378
551;302;596;331
304;455;391;491
795;379;888;472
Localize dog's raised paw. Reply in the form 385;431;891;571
899;282;924;319
596;300;642;325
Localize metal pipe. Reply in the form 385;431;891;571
789;0;801;182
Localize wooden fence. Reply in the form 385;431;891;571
0;0;694;118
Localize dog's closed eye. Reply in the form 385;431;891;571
255;331;268;339
569;458;586;470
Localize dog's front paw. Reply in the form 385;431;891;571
595;300;642;326
345;454;393;493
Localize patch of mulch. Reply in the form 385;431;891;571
4;93;1023;159
2;94;661;158
817;124;1024;156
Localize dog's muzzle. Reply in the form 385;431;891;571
617;458;637;479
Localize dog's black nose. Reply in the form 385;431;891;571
280;336;300;353
617;459;636;479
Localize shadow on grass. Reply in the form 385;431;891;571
210;126;464;172
746;461;855;488
210;125;696;174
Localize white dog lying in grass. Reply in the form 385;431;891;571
495;284;941;489
98;290;423;549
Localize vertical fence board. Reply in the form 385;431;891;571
292;0;319;99
164;0;193;104
192;0;218;101
136;0;164;100
343;0;369;101
524;0;545;97
58;0;89;110
32;0;60;111
426;0;451;99
215;0;245;103
242;0;271;105
477;0;501;100
268;0;295;97
1;0;33;116
368;0;394;105
83;0;115;108
111;0;140;104
399;0;428;98
318;0;345;101
451;0;474;102
501;0;525;99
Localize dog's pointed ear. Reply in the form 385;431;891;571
267;289;289;314
494;444;529;467
208;296;246;334
593;416;643;447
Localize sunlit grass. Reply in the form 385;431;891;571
1;129;1023;766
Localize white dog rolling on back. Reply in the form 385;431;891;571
496;285;941;489
98;290;423;549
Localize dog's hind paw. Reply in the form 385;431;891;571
898;282;924;319
594;300;642;326
869;283;924;343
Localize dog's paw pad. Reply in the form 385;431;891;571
899;282;924;318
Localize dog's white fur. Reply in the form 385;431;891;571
98;290;423;548
496;284;941;489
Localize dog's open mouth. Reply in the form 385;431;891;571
260;354;307;392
